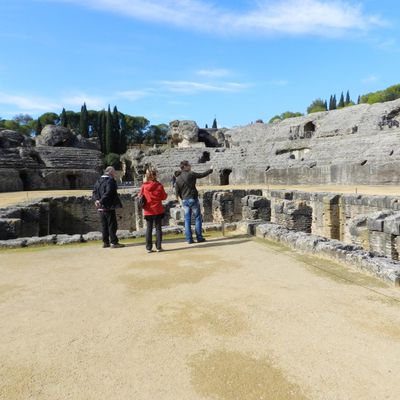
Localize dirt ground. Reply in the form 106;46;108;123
1;235;400;400
1;184;400;208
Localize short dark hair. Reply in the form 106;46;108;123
180;160;190;170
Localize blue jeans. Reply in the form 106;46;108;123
182;198;204;242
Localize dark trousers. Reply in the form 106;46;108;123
145;214;163;250
100;210;119;245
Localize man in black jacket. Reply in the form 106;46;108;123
175;160;213;244
93;166;125;248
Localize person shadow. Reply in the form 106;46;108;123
123;235;250;251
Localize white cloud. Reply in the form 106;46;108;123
50;0;385;37
0;92;60;112
62;93;108;109
0;89;154;115
159;80;249;93
196;68;233;78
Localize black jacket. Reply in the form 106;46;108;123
93;176;122;210
175;169;213;200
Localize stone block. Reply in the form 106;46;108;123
383;214;400;235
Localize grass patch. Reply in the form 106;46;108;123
0;231;224;254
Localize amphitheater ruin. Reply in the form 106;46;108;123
2;100;400;285
3;100;400;399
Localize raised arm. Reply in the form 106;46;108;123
192;169;213;179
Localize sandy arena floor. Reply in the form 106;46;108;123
1;184;400;208
1;235;400;399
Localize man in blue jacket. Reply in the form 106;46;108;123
93;166;125;248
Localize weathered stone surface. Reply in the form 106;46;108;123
36;125;75;147
256;222;400;286
0;130;32;148
0;125;103;192
56;234;84;245
136;99;400;187
384;214;400;235
168;120;201;148
367;211;395;232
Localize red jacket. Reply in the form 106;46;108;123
140;181;168;216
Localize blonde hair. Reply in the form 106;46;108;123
145;168;158;182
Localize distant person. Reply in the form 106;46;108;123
93;166;125;249
171;170;180;189
140;169;168;253
175;160;213;244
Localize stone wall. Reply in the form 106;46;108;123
0;194;138;240
132;99;400;187
0;126;103;192
4;188;400;265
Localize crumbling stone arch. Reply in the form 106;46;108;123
303;122;316;138
219;169;232;186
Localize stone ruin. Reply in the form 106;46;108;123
0;125;103;192
3;187;400;285
121;98;400;187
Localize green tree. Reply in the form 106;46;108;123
38;112;59;126
36;118;43;136
112;106;120;152
100;109;107;152
269;111;303;123
79;103;89;137
60;108;68;127
345;91;351;105
119;114;128;154
205;123;209;128
357;95;361;104
104;153;121;169
65;111;79;130
331;95;337;110
360;84;400;105
307;98;327;114
212;118;217;129
338;92;345;108
105;105;113;154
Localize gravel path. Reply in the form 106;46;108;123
1;236;400;399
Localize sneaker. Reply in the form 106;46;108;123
187;240;194;244
103;243;110;248
156;248;164;252
197;238;206;243
111;243;125;249
147;249;153;253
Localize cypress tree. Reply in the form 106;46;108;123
112;106;120;153
328;95;333;110
60;108;68;127
119;114;128;154
79;103;89;137
105;106;113;154
338;92;345;108
357;95;361;104
97;110;105;153
324;100;328;111
332;95;337;110
212;118;217;129
345;90;351;105
205;124;208;129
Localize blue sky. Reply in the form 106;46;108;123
0;0;399;127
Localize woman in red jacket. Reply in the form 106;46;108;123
139;169;168;253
